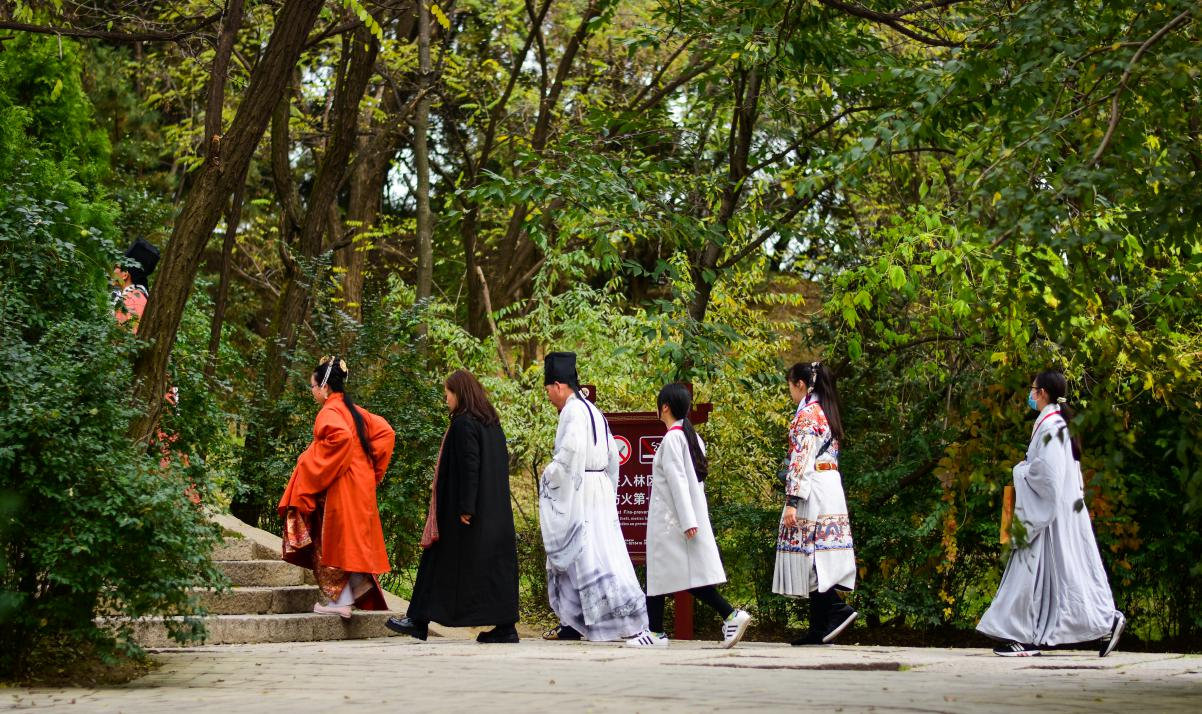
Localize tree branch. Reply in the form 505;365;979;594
0;13;221;43
716;182;830;271
1090;8;1195;166
814;0;963;47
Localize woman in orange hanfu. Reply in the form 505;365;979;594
279;355;396;618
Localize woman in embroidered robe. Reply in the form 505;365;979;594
279;356;395;618
977;371;1125;657
626;383;751;649
772;362;858;645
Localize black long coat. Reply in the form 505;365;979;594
407;413;519;626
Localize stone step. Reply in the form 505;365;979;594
212;536;279;562
133;610;401;648
218;559;309;587
195;586;320;615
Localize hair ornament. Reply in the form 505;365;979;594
320;354;343;389
1056;396;1066;404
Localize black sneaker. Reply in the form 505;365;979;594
1099;612;1126;658
822;605;858;644
994;641;1041;657
542;624;582;641
385;616;429;641
477;625;520;644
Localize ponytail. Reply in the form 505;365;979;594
657;383;709;482
680;418;709;482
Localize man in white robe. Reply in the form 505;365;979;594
978;393;1125;657
539;352;648;641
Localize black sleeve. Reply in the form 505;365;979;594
786;495;801;508
451;417;482;517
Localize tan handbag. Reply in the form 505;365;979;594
999;485;1015;545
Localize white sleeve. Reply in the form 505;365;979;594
1014;424;1066;537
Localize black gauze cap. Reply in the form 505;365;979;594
544;352;578;386
124;238;161;276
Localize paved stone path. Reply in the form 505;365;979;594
4;639;1199;712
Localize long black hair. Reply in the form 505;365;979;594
787;361;845;443
657;383;709;482
1033;370;1082;461
314;356;375;466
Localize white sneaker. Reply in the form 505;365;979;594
625;630;669;648
720;609;752;649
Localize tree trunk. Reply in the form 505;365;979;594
129;0;327;443
687;64;762;324
203;0;246;156
414;0;434;310
204;185;245;380
261;27;379;405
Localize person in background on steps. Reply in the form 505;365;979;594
539;352;648;642
977;370;1126;658
111;237;158;332
111;237;199;504
626;383;752;649
386;369;520;644
773;361;859;646
279;356;395;619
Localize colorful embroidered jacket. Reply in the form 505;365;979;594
784;396;840;505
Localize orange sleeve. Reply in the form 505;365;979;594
367;411;396;484
278;408;354;516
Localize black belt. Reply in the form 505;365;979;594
585;468;607;473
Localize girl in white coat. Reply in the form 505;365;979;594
626;383;752;649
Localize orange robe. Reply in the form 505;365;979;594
279;394;395;577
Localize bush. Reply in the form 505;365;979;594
0;37;223;679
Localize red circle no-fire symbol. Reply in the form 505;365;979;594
614;435;632;465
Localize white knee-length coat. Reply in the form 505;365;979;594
645;422;727;596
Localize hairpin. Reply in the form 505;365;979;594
320;355;338;389
1056;396;1066;404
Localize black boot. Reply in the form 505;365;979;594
822;597;858;644
477;624;520;644
791;590;831;646
385;616;429;641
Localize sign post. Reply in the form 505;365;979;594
603;388;712;640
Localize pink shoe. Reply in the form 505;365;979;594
313;602;353;620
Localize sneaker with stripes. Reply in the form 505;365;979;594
720;609;752;649
993;641;1041;657
625;630;669;648
1099;612;1126;658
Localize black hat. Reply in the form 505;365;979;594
123;238;160;276
544;352;579;386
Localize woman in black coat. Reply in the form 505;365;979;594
386;369;520;643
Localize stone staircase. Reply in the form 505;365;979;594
132;513;410;648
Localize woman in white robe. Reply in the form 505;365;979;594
978;370;1125;657
539;352;648;641
772;362;858;645
626;384;752;649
